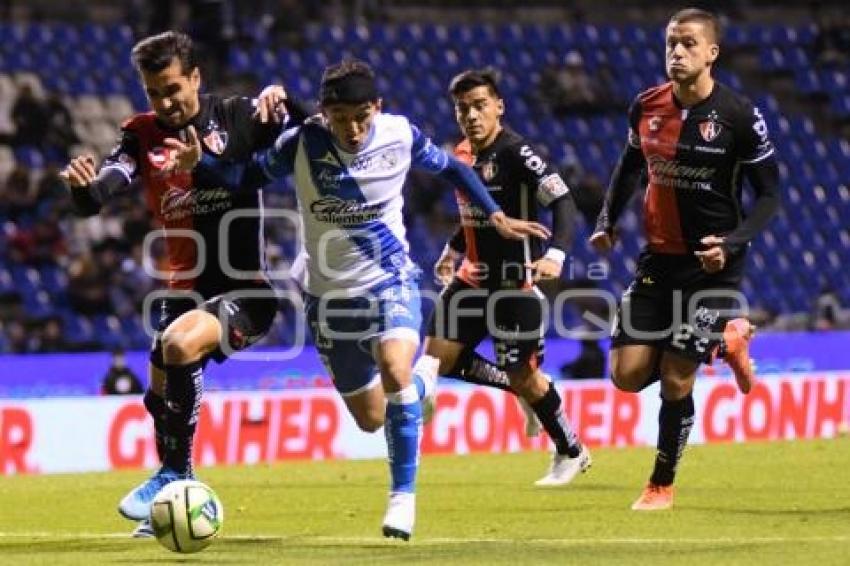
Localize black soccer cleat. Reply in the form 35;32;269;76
382;525;411;541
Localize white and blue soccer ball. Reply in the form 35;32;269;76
150;480;224;553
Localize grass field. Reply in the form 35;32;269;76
1;438;849;565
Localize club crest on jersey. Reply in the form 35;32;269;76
203;129;229;155
481;160;498;181
698;119;722;142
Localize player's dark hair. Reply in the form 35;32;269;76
320;59;379;105
131;31;197;75
669;7;722;44
448;68;502;99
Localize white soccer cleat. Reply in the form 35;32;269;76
131;519;154;538
381;491;415;541
517;397;542;437
534;445;592;487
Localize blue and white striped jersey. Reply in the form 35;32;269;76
258;112;464;296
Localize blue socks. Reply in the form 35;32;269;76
384;384;422;493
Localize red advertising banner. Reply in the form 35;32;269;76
1;373;848;475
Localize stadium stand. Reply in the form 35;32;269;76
0;13;848;352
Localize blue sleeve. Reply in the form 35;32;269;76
409;123;501;216
255;126;300;179
438;156;501;216
409;124;449;173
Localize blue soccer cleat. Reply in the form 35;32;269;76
118;466;188;521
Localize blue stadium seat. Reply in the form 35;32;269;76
621;24;649;46
13;146;45;169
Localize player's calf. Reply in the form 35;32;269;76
714;318;756;394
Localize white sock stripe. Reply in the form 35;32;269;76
412;355;440;379
386;384;419;405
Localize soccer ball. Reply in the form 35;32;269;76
150;480;224;553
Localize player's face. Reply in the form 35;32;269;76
322;99;382;152
453;86;504;148
665;22;718;84
140;57;201;128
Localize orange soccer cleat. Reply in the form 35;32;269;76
721;318;756;394
631;483;675;511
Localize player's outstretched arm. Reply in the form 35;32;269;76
438;155;550;241
60;153;132;217
409;123;549;240
254;85;288;124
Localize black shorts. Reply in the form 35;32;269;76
611;255;744;364
426;278;545;371
150;283;279;369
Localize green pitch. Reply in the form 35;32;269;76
1;438;848;565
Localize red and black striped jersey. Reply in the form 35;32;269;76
451;128;571;289
599;81;777;261
100;94;282;297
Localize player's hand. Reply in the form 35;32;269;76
162;125;202;174
528;257;562;281
695;235;727;273
489;211;551;241
254;85;288;124
59;154;97;188
434;248;458;286
589;229;615;253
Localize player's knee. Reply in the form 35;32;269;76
610;359;651;393
660;373;695;400
378;360;412;388
506;365;536;396
353;411;384;433
161;330;196;365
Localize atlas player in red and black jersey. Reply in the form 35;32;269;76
59;31;306;535
423;69;591;486
590;9;780;510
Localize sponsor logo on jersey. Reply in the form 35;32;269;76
310;195;383;225
648;116;663;132
203;129;229;155
698;119;722;142
519;145;547;175
647;155;716;190
148;147;171;169
160;186;233;220
349;147;402;173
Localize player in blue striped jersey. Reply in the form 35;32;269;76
180;59;549;539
